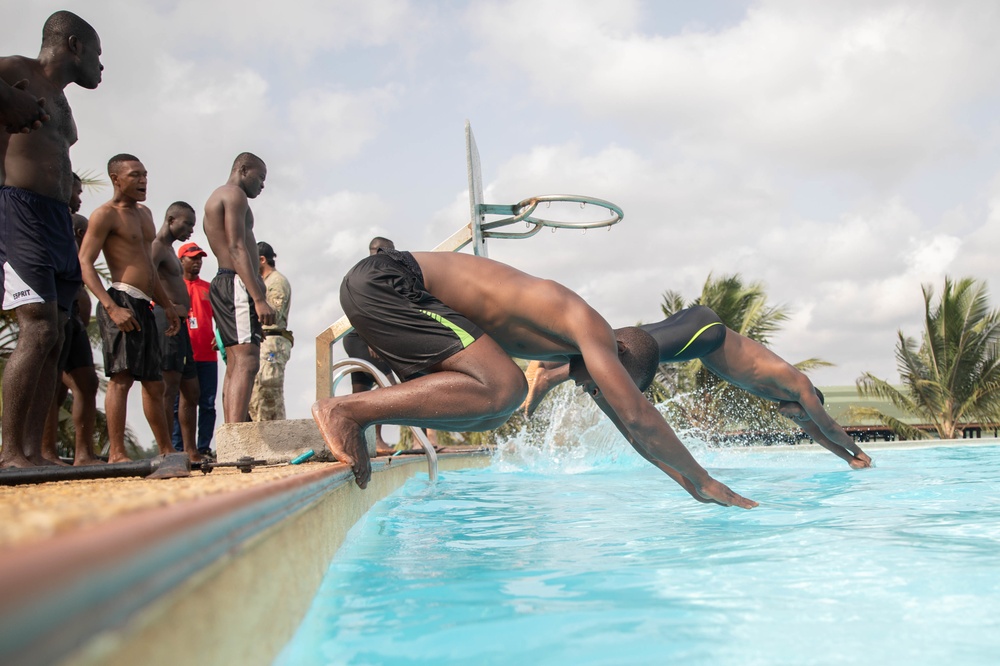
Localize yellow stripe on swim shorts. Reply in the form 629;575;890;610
672;321;723;358
419;309;476;348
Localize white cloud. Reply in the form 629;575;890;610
288;85;401;163
167;0;426;59
468;0;1000;181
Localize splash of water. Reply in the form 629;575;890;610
490;385;809;474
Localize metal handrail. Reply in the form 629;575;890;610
329;358;438;482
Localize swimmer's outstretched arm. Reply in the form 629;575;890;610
590;394;757;508
796;392;872;468
796;417;872;469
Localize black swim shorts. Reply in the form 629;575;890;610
154;305;197;379
210;269;262;348
96;287;162;380
641;305;727;363
340;249;484;381
58;311;94;373
342;329;395;389
0;185;82;312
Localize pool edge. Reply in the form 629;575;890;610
0;452;490;666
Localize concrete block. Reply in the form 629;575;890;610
215;419;376;463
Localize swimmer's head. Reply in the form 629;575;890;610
42;11;103;89
231;152;267;198
568;326;659;398
165;201;196;242
369;237;395;255
107;153;147;201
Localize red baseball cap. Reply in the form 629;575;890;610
178;242;207;259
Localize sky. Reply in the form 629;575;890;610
6;1;1000;449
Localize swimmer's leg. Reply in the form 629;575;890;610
312;335;527;488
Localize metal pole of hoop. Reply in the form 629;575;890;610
315;121;625;399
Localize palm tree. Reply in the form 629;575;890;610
856;277;1000;439
653;273;830;439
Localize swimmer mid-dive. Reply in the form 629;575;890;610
523;305;872;469
314;250;757;509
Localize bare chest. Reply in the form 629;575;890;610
47;90;78;146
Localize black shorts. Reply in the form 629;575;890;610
97;287;161;380
210;269;262;348
0;185;81;313
640;305;726;363
340;249;484;381
58;312;94;373
342;329;394;389
154;306;197;379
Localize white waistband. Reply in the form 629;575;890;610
111;282;153;302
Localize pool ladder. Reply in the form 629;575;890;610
329;358;438;482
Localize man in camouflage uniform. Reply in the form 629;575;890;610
249;241;292;420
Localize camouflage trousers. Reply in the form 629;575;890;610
249;335;291;421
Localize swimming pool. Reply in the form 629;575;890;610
277;439;1000;665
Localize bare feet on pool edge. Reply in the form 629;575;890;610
311;400;372;488
697;478;758;509
41;452;71;467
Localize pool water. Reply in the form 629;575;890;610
276;443;1000;665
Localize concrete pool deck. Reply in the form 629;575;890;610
0;435;490;666
0;433;993;665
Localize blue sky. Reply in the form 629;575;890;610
6;1;1000;447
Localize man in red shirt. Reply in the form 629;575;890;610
173;242;218;457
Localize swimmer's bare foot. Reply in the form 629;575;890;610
696;478;758;509
522;360;548;417
374;432;394;456
107;452;133;464
73;454;105;466
311;399;372;488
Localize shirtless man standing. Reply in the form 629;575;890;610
313;250;756;509
79;154;179;462
151;201;201;462
40;173;101;466
0;11;103;467
203;153;275;422
522;305;873;469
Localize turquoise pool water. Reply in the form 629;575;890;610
277;442;1000;665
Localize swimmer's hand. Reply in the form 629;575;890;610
849;452;873;469
108;303;139;332
2;80;49;134
696;478;758;509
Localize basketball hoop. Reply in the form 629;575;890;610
479;194;623;240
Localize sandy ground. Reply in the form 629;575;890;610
0;462;336;549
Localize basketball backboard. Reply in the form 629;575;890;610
466;120;489;257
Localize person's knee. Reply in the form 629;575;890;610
492;364;528;417
108;373;134;391
17;312;63;354
71;368;99;396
